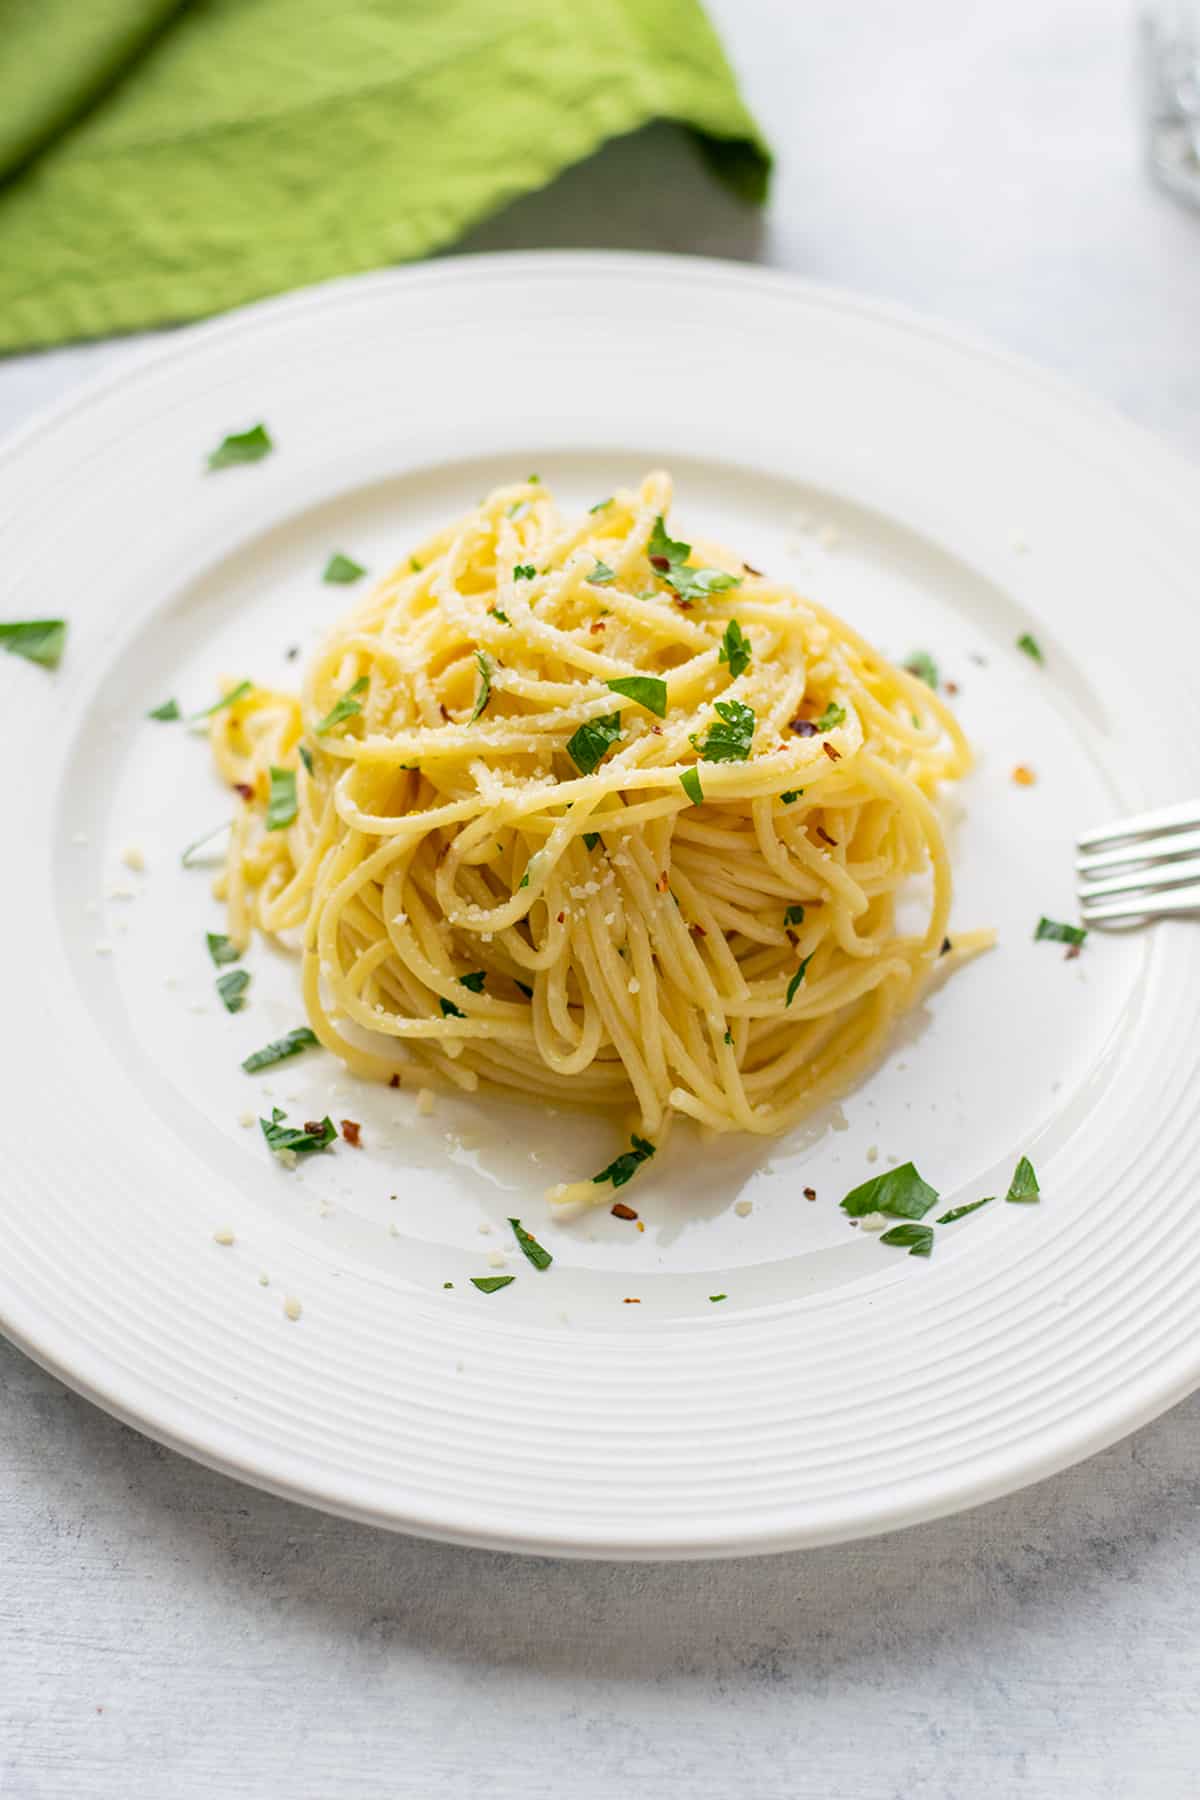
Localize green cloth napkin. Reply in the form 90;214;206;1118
0;0;769;354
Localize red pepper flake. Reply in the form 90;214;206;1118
790;717;818;737
822;742;842;763
611;1202;639;1220
233;781;255;802
1065;942;1082;961
690;921;707;937
589;620;606;634
649;554;671;573
556;911;565;924
945;679;959;696
622;1296;641;1304
439;703;450;722
939;936;952;956
816;826;838;847
650;725;663;736
340;1119;362;1147
743;561;763;576
803;1186;817;1202
673;596;693;611
388;1073;401;1088
656;871;670;894
303;1120;324;1136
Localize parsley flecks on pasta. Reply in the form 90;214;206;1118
205;472;988;1207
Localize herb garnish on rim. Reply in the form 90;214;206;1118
936;1196;994;1224
840;1161;939;1220
216;969;250;1013
880;1223;934;1258
206;932;240;967
1005;1155;1040;1203
1034;917;1087;948
593;1135;656;1190
0;619;67;669
260;1108;336;1156
148;698;180;721
509;1217;553;1270
242;1027;319;1072
322;553;366;584
207;424;273;470
1016;632;1043;664
190;679;252;721
905;651;939;689
471;1275;516;1293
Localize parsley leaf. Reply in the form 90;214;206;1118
459;971;487;993
206;932;240;967
646;516;741;603
648;515;691;568
298;744;314;776
1017;632;1044;664
905;651;939;689
514;979;534;999
680;767;704;806
0;619;67;669
266;767;297;830
691;698;755;763
471;1275;515;1293
190;679;252;721
260;1107;336;1156
509;1216;553;1270
489;607;511;624
409;557;423;573
676;567;742;601
718;618;752;678
592;1134;656;1190
1034;916;1087;948
936;1196;994;1224
216;969;250;1013
148;698;180;721
583;832;601;851
207;424;273;470
242;1027;319;1072
606;675;667;717
784;904;806;926
1005;1155;1040;1203
315;675;368;735
709;1293;728;1303
322;553;366;584
589;497;612;513
814;700;845;731
180;821;231;867
513;564;536;581
439;997;465;1018
469;649;493;722
880;1223;934;1257
780;789;802;804
588;560;617;586
841;1161;939;1220
567;711;622;774
785;954;812;1005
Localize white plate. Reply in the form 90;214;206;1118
2;253;1199;1559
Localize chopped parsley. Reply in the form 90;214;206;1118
513;564;536;581
582;831;601;851
148;698;180;721
708;1293;728;1303
439;997;465;1018
785;954;812;1006
1017;632;1044;664
314;676;368;734
841;1161;939;1220
691;698;755;763
409;557;423;573
588;560;617;586
723;1028;734;1045
206;932;240;967
880;1222;934;1258
514;979;534;999
322;552;366;584
589;497;612;513
508;1217;553;1271
680;767;704;805
241;1027;319;1072
180;821;230;867
298;744;314;776
784;904;806;926
566;710;622;775
489;607;511;625
191;679;252;721
936;1196;994;1224
646;515;742;602
207;424;272;470
470;1275;515;1293
469;649;493;722
0;619;67;669
718;618;752;679
459;970;487;992
266;767;297;830
606;674;667;717
592;1134;656;1190
781;789;802;804
905;651;939;689
1005;1155;1040;1203
1034;916;1087;948
814;700;845;732
260;1107;336;1156
216;969;250;1013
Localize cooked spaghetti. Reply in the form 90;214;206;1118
210;472;985;1204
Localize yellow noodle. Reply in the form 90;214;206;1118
210;472;987;1207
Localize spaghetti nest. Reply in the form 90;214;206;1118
211;472;983;1204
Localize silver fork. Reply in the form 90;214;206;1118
1077;799;1200;924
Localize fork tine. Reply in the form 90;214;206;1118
1079;880;1200;924
1077;798;1200;852
1078;854;1200;902
1077;826;1200;876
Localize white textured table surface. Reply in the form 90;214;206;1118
4;4;1200;1795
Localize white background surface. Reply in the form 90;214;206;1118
3;2;1199;1794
